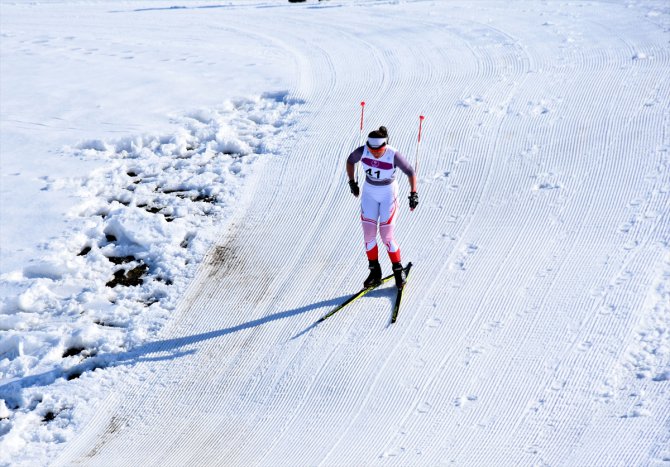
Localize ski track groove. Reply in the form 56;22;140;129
316;21;475;466
321;18;524;464
250;14;407;464
499;73;620;466
371;20;537;463
501;17;670;464
178;9;410;466
255;15;480;467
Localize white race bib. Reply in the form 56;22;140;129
361;146;396;182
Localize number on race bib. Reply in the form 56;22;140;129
366;168;381;179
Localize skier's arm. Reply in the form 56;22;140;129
396;151;419;210
394;152;417;192
346;147;364;197
346;162;356;181
346;147;364;181
408;173;418;193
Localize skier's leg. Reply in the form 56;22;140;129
379;184;401;263
380;224;400;263
379;184;405;287
360;187;380;260
361;186;382;287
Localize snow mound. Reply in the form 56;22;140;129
0;93;301;463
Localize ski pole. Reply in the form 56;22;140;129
415;115;424;174
410;115;424;213
359;101;366;146
356;101;366;183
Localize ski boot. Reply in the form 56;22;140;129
392;262;406;289
364;260;382;288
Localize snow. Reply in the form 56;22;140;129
1;0;669;466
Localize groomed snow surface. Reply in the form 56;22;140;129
1;1;669;466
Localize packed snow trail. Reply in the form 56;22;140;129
49;1;670;466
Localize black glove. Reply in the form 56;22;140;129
409;191;419;210
349;179;360;197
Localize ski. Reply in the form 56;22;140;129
317;263;413;324
317;272;396;323
391;262;413;324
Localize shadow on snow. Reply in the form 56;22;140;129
0;287;395;402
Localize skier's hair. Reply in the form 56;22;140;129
368;126;388;139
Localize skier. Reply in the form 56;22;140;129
347;126;419;289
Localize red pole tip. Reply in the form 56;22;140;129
420;115;425;120
361;101;366;106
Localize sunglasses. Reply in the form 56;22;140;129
366;142;387;151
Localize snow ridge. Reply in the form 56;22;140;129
0;93;300;465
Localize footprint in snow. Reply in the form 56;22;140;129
425;317;442;328
454;395;478;407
